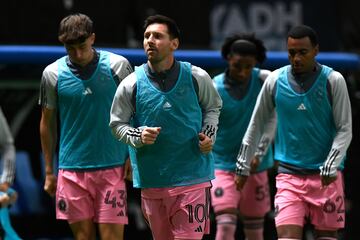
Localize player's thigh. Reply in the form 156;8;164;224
92;167;128;225
276;224;303;239
170;187;211;239
274;174;308;227
69;219;96;240
240;171;271;217
98;223;124;240
56;170;94;221
211;170;240;213
141;197;173;240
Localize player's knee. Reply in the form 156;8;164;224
276;224;303;239
314;228;338;240
215;213;237;239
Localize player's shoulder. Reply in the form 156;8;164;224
106;51;128;61
105;51;131;65
328;69;345;82
120;72;137;87
267;67;284;80
190;64;211;80
258;69;271;82
42;61;58;78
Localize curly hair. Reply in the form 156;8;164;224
221;33;267;64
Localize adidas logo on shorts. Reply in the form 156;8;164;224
195;225;203;232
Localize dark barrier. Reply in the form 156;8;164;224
1;45;360;70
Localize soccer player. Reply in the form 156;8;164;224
0;107;20;239
235;25;352;240
110;14;222;240
39;13;133;240
210;33;275;240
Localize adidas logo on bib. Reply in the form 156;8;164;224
83;87;93;95
163;101;172;111
297;103;306;110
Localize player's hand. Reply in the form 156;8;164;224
141;127;161;145
234;175;248;191
198;133;213;154
321;174;337;187
124;158;133;181
250;156;260;173
0;182;10;193
0;193;11;207
44;174;57;197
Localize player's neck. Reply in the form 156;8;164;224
148;56;174;73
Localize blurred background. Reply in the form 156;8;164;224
0;0;359;239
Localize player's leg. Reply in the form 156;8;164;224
92;167;128;240
69;220;96;240
274;173;308;239
56;170;96;239
170;187;211;240
276;225;303;240
211;170;240;240
310;171;345;240
240;171;271;240
98;223;124;240
141;197;174;240
314;229;338;240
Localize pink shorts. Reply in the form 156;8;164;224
56;167;128;224
274;172;345;230
141;187;211;240
211;169;271;217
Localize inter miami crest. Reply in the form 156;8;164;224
214;187;224;197
58;199;67;212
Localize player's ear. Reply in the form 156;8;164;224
171;38;179;51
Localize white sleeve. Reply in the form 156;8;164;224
39;62;58;109
192;65;222;142
0;108;16;184
109;53;133;82
236;70;278;176
109;73;144;148
254;69;276;160
320;70;352;177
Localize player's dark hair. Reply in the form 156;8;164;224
58;13;94;44
144;14;180;40
287;25;318;47
221;33;267;64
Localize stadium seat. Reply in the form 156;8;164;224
9;151;45;215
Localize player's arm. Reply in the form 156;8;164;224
0;108;16;192
40;106;58;197
236;71;277;177
320;71;352;181
40;107;58;195
250;69;276;171
192;65;222;140
110;73;154;148
192;66;222;153
109;53;133;85
39;65;58;197
252;110;277;172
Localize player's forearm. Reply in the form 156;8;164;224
254;111;277;160
236;143;256;176
320;125;352;177
201;111;220;143
110;123;144;148
40;120;57;175
0;144;15;184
